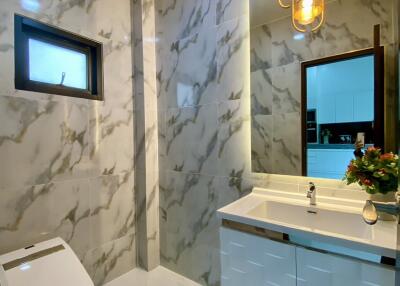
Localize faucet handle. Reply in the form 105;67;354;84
309;182;316;191
363;200;378;225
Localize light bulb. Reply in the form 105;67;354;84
299;0;315;25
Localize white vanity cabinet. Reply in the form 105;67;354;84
296;247;395;286
220;227;296;286
220;227;396;286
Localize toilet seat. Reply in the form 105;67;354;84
0;238;94;286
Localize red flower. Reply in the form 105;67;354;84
380;153;394;161
347;164;357;172
361;178;373;186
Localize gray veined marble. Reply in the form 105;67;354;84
251;68;273;116
89;102;134;176
271;62;301;115
270;17;325;68
89;173;135;249
251;114;273;173
166;105;218;175
157;27;217;109
133;0;160;271
216;16;250;102
250;24;272;73
216;0;248;26
322;0;394;56
156;0;216;42
0;179;91;258
0;96;91;189
217;100;251;178
160;172;219;285
272;112;302;176
160;171;252;285
83;234;136;286
0;0;137;284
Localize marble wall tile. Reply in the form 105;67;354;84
0;178;91;257
134;109;158;173
250;24;272;72
159;171;219;285
216;16;250;102
250;61;301;174
135;168;160;270
0;96;93;189
160;171;252;285
85;0;133;108
89;102;134;176
251;69;273;116
83;234;136;286
271;62;301;114
157;27;217;108
0;0;136;283
322;0;394;57
158;109;167;170
272;112;302;176
251;114;273;173
216;0;248;26
133;0;160;271
155;0;216;42
166;105;218;175
144;170;161;269
217;100;251;178
269;16;325;67
246;172;300;193
89;172;135;249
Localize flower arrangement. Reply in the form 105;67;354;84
344;146;398;194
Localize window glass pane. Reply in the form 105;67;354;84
28;38;88;90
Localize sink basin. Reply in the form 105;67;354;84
247;201;373;240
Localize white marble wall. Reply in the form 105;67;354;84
0;1;136;285
132;0;161;271
155;0;397;285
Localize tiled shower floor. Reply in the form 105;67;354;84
105;266;201;286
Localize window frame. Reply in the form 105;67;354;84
14;14;104;101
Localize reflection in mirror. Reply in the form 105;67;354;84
249;0;397;181
304;52;375;179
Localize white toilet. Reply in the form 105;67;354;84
0;237;94;286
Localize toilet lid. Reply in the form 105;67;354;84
0;238;93;286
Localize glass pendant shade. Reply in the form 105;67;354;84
293;0;324;31
279;0;325;32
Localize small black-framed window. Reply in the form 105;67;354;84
14;14;104;101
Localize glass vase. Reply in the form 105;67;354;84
369;192;397;221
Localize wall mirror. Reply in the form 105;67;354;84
301;49;383;179
249;0;393;180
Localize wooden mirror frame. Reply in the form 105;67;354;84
300;27;385;176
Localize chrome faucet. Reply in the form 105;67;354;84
307;182;317;206
362;199;400;225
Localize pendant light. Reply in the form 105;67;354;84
278;0;325;32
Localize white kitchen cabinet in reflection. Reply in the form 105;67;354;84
311;55;374;125
307;149;355;180
354;90;374;122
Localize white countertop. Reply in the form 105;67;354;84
217;188;398;259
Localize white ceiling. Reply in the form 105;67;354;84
249;0;291;28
